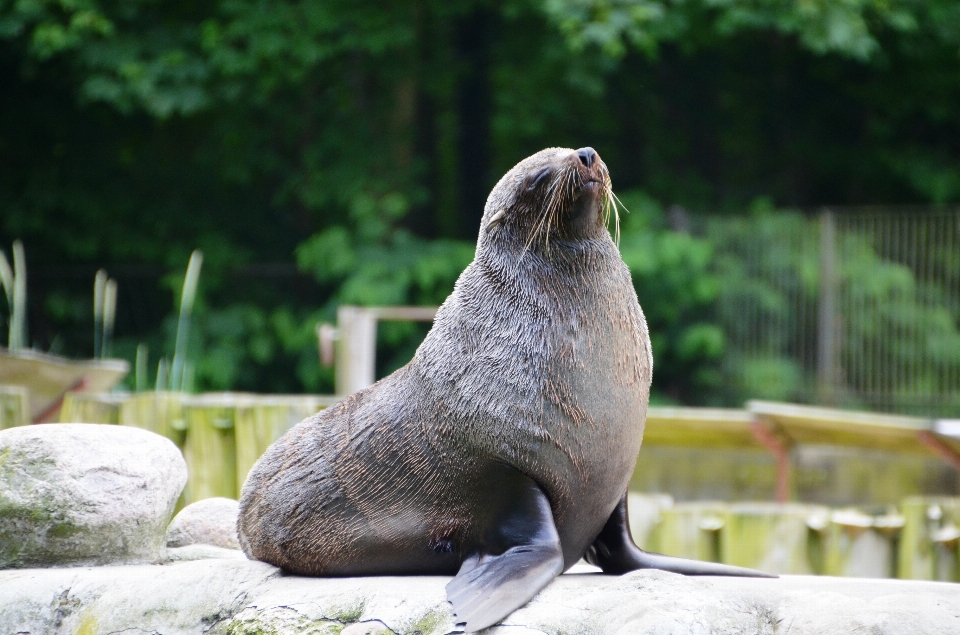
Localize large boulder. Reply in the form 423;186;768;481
166;497;241;549
1;559;959;635
0;423;187;568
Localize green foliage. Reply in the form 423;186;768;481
296;210;474;379
832;225;960;411
297;230;473;307
709;207;816;402
617;192;725;404
739;355;803;402
709;207;960;412
181;304;329;393
2;0;960;405
295;188;475;308
545;0;940;60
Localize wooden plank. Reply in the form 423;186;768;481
748;400;933;454
59;390;125;425
369;306;438;321
643;407;760;448
119;391;186;448
721;502;828;575
234;395;336;494
181;393;243;503
0;349;128;421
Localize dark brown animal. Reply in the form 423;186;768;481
238;147;769;633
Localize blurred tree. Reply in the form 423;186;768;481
0;0;958;399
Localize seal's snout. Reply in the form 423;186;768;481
568;147;605;189
577;147;598;168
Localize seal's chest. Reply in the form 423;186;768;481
537;307;648;465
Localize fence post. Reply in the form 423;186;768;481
332;306;438;396
818;209;839;404
335;306;378;396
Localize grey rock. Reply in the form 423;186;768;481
1;559;958;635
0;423;187;568
340;620;393;635
164;544;247;562
166;497;240;549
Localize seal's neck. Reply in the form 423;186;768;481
479;233;620;277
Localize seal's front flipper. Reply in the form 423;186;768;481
446;463;564;633
447;543;563;632
586;492;777;578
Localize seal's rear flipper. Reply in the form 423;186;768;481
447;463;564;633
586;492;777;578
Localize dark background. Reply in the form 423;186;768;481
2;0;959;400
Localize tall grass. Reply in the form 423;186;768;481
135;343;149;392
0;241;27;350
169;250;203;392
93;269;118;359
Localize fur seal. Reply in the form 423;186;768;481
238;147;771;633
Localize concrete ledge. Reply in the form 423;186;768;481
2;557;958;634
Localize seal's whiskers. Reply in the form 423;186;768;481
521;167;565;261
603;178;625;247
542;168;577;253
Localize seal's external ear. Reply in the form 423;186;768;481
486;209;506;231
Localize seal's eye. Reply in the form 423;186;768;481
524;167;552;193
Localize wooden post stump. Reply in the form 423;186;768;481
626;493;674;552
898;496;960;581
653;502;727;563
720;502;828;575
822;509;901;578
59;392;125;425
182;393;242;504
234;395;337;494
119;391;186;448
0;385;28;429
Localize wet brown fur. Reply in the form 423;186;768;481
237;147;652;576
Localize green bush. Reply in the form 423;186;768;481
617;191;725;405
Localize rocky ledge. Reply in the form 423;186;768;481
2;556;959;635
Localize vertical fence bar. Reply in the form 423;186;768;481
335;306;378;396
948;213;954;409
818;209;838;405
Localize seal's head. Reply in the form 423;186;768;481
479;147;617;256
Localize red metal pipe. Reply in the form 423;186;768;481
916;430;960;472
750;419;792;503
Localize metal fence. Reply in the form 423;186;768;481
711;207;960;417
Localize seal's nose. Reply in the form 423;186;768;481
576;147;598;168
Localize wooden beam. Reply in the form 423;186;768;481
370;306;438;321
34;376;88;424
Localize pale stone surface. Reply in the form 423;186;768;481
1;556;958;635
341;620;394;635
166;497;241;549
164;544;247;562
0;423;187;568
